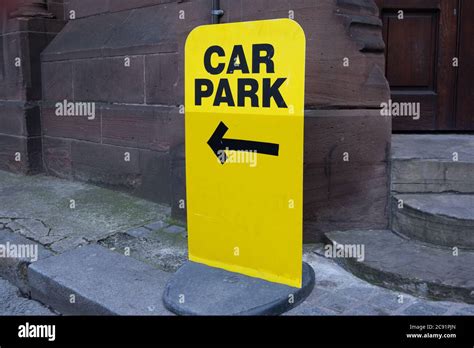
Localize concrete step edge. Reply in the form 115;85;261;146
391;194;474;249
28;244;173;315
324;229;474;304
391;159;474;194
0;228;54;295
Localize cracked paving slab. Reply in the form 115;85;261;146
0;170;170;253
100;225;188;273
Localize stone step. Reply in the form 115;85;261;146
0;228;54;295
325;229;474;304
28;244;172;315
391;193;474;249
392;134;474;193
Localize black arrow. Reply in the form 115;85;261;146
207;121;280;164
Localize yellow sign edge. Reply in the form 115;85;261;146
189;255;302;289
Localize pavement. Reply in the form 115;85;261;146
1;169;474;316
0;170;170;253
0;276;55;315
287;246;474;315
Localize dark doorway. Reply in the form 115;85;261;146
376;0;473;131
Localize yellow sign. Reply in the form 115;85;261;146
185;19;305;288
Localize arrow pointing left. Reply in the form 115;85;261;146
207;121;280;164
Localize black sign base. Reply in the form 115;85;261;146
163;261;315;315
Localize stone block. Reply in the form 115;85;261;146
0;101;40;137
145;53;181;105
144;220;167;231
28;244;172;315
42;105;101;142
162;225;186;235
103;4;179;56
42;136;73;179
42;11;130;61
136;149;172;204
65;0;110;19
0;134;42;174
71;140;141;188
0;228;54;295
125;227;154;239
101;104;183;151
304;163;389;242
73;56;145;103
42;60;73;101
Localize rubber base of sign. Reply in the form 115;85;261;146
162;261;315;316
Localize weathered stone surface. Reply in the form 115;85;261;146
29;245;172;315
0;134;42;174
144;220;167;231
0;30;56;101
0;169;169;253
63;0;177;19
99;229;187;273
2;16;65;35
392;193;474;249
0;276;55;316
0;101;41;137
42;2;208;60
101;104;183;152
42;105;101;142
8;218;51;242
25;32;57;101
305;110;391;164
42;60;73;101
47;0;66;20
64;0;178;19
102;4;178;56
0;228;53;295
42;136;73;179
392;160;474;193
0;32;28;101
65;0;109;19
136;148;172;204
162;225;186;235
73;56;145;104
0;102;26;136
71;140;140;187
402;302;449;316
303;111;391;242
393;134;474;161
221;0;389;108
42;11;130;61
145;53;181;105
325;229;474;304
108;0;175;14
392;134;474;193
163;261;315;315
170;143;186;222
0;14;66;176
304;163;389;241
43;137;174;204
125;226;153;239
